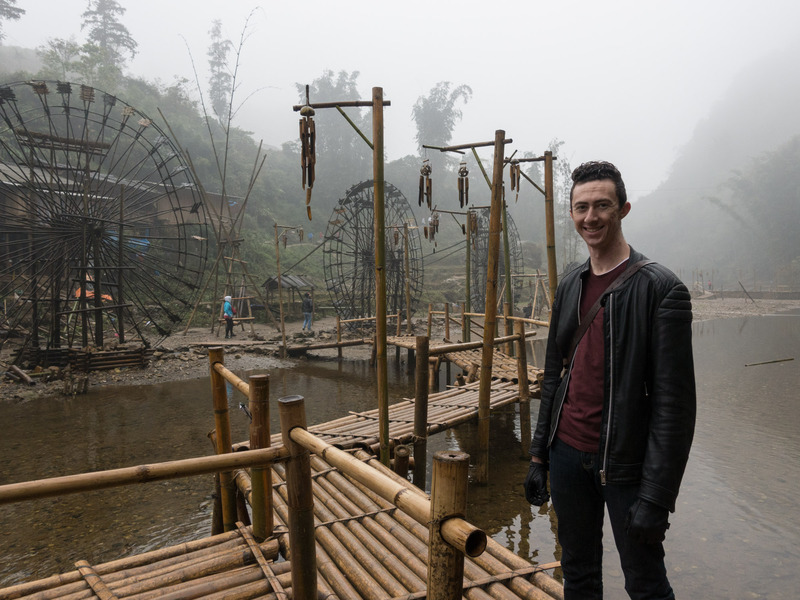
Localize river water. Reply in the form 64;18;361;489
1;312;799;598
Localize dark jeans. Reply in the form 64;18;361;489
549;438;674;600
224;316;234;337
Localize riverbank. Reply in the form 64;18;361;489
2;296;799;403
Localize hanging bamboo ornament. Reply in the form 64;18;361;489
419;160;432;208
457;162;469;207
299;105;316;220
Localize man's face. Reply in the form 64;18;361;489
570;179;631;254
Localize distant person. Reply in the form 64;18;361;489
524;161;696;599
302;292;314;331
223;295;235;339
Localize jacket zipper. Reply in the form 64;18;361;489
600;292;614;485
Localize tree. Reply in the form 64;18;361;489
80;0;137;89
411;82;472;173
0;0;24;43
207;20;232;123
37;37;81;80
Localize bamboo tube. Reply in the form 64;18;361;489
413;336;429;488
248;374;273;541
427;303;433;337
394;444;410;477
289;426;486;558
279;395;318;600
0;447;287;505
208;347;237;532
427;451;469;600
212;362;249;398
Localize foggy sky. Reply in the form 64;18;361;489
4;0;799;202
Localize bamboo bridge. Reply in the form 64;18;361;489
0;334;560;600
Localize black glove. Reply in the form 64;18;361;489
524;461;550;506
625;498;670;544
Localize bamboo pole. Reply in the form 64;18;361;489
248;374;272;541
476;130;507;485
444;302;450;340
413;335;430;489
0;447;287;505
404;223;413;335
427;303;433;337
427;451;469;600
515;320;532;458
274;224;286;357
208;347;237;532
372;86;390;468
544;152;558;311
278;395;317;600
465;212;472;343
336;315;343;359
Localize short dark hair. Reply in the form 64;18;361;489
569;161;627;209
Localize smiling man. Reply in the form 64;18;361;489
524;161;696;599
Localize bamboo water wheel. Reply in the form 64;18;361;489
0;81;209;361
469;207;524;312
323;180;423;321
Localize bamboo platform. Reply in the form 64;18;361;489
386;335;542;386
303;379;524;452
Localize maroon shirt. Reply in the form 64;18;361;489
556;260;628;452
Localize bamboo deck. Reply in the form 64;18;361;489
0;450;562;600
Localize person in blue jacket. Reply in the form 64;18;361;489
301;292;313;331
223;295;235;339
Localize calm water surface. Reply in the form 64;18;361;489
1;313;799;598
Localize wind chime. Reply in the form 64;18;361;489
299;100;316;220
457;161;469;208
468;210;478;251
509;161;521;203
418;159;432;209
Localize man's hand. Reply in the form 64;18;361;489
626;498;670;544
524;461;550;506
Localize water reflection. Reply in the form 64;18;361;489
2;314;799;598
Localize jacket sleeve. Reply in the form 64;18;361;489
638;281;696;511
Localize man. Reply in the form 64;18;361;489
302;292;313;331
223;295;235;339
524;161;696;599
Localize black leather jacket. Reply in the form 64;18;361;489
530;247;696;511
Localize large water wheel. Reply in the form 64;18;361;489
0;81;209;361
322;180;423;321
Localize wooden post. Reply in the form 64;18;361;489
444;302;450;341
413;335;430;489
428;357;439;393
248;374;272;541
336;315;342;359
373;86;390;467
514;320;532;457
393;444;410;477
476;130;507;485
274;224;287;358
404;222;413;335
427;303;433;337
279;395;317;600
460;302;466;343
208;347;236;531
427;451;470;600
544;151;558;311
501;198;514;333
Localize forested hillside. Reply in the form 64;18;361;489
625;42;800;291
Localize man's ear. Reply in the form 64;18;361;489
620;201;632;219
